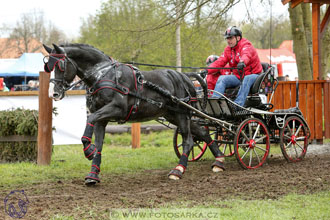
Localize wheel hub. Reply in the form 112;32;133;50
290;135;297;144
248;139;256;148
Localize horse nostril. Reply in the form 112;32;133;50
53;92;60;98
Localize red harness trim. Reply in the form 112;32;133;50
92;80;129;95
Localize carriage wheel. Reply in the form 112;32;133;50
234;118;270;169
173;127;207;162
280;116;308;162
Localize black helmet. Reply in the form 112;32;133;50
206;55;219;66
224;26;242;38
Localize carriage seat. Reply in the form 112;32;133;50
223;62;271;98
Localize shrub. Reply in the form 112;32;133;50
0;108;38;162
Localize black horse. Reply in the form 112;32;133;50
43;43;225;185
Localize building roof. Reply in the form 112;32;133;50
256;48;296;64
0;38;47;59
279;40;293;53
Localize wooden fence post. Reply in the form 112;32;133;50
37;71;53;165
131;123;141;149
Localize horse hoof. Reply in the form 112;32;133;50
211;160;225;172
212;166;224;173
85;178;98;186
168;174;180;180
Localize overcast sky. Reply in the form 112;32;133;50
0;0;288;39
0;0;104;38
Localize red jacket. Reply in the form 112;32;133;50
207;38;262;79
206;64;231;90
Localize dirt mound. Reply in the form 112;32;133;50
2;150;329;219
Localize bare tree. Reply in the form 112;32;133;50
5;9;67;55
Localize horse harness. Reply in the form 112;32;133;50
86;62;196;122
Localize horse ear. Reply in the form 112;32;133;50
52;44;65;54
43;44;52;54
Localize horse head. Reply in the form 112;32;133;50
43;44;79;100
43;43;111;101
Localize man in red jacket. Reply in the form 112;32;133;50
201;26;262;107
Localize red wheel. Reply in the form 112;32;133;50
173;127;207;162
234;118;270;169
280;116;308;162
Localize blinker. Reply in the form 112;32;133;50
43;54;66;73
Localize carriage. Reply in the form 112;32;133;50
169;63;311;169
43;43;311;184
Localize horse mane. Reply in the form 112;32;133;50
59;43;110;62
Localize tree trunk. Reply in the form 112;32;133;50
301;4;313;74
289;4;312;80
176;23;182;72
321;25;330;78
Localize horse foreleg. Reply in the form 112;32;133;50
81;122;97;160
190;122;225;173
168;116;193;180
85;121;107;185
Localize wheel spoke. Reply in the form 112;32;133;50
296;136;306;141
255;144;267;152
248;123;253;139
284;134;291;140
252;124;261;140
295;142;305;151
241;147;250;159
249;149;253;167
253;148;261;164
255;135;266;144
294;124;303;136
292;120;296;135
240;130;250;141
191;147;195;159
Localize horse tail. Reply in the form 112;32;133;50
185;72;208;111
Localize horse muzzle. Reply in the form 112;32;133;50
49;82;65;101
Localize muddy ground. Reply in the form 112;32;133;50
1;145;330;219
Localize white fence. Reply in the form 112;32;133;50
0;91;86;145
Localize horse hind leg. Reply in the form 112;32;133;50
168;116;194;180
190;122;225;172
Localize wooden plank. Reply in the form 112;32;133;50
291;82;297;107
283;83;291;109
0;91;38;96
291;0;305;8
312;3;321;80
0;135;37;142
299;83;307;121
37;72;53;165
274;84;284;110
0;89;85;96
307;83;315;139
324;82;330;138
304;0;330;4
314;83;323;139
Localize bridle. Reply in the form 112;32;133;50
44;53;82;92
